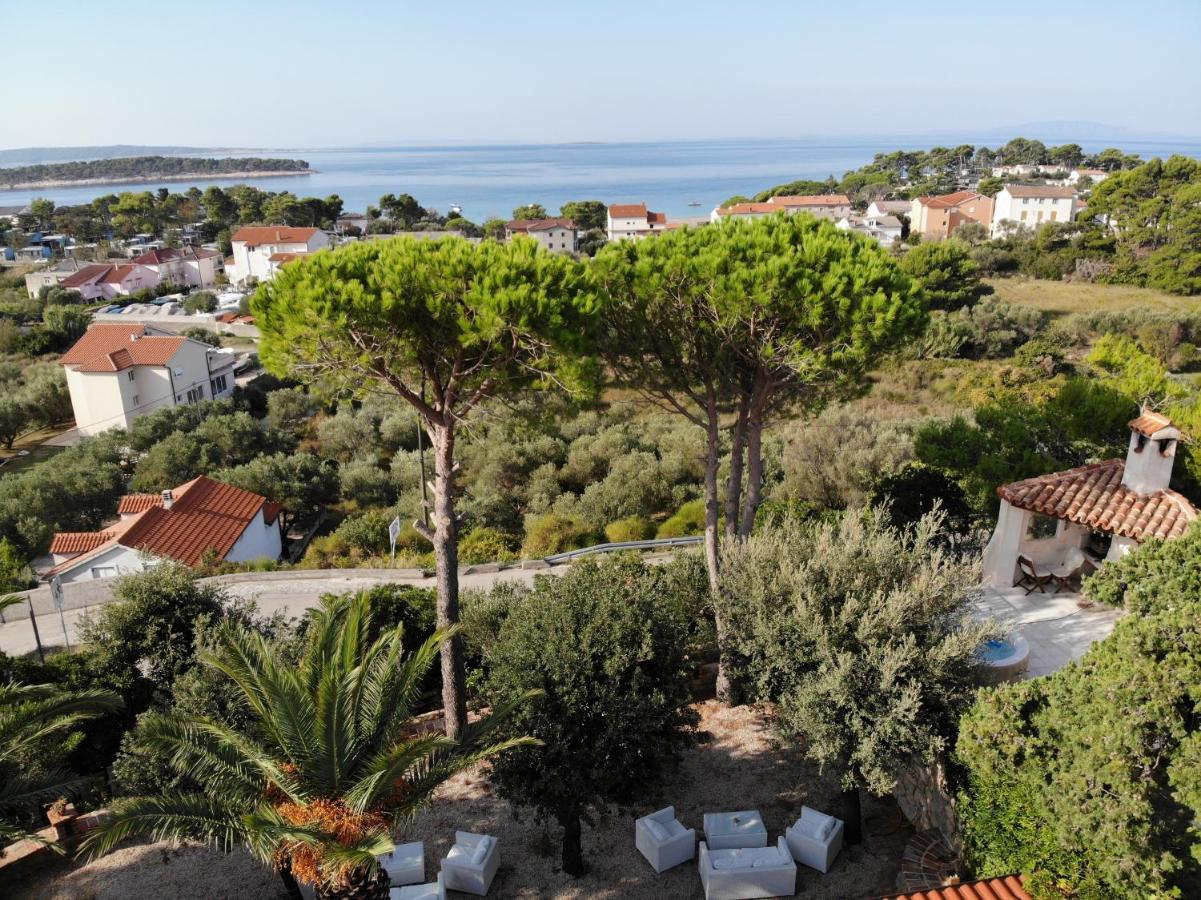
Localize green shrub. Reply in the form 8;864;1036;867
521;513;599;557
604;515;654;543
656;499;706;537
458;526;517;564
333;508;393;555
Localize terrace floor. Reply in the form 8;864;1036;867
975;585;1123;677
4;703;911;900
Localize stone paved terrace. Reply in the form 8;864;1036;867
975;585;1123;677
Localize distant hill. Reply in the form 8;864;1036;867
0;155;310;190
0;145;236;166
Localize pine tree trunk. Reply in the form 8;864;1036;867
723;390;750;540
560;808;585;877
704;391;733;704
431;423;466;740
737;377;769;539
841;785;864;845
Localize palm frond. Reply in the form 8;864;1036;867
78;792;250;860
0;770;94;812
0;686;123;759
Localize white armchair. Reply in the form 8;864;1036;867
379;841;424;887
390;872;445;900
635;805;696;873
697;837;797;900
440;831;498;895
785;806;844;873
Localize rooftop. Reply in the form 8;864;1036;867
505;217;577;232
917;190;984;209
1004;184;1077;199
997;459;1197;542
767;193;851;207
230;226;321;245
877;875;1029;900
1128;409;1175;437
59;323;187;373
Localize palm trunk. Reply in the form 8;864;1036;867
431;423;466;740
704;390;733;703
314;864;389;899
737;377;770;539
560;807;585;877
723;390;750;540
841;785;864;846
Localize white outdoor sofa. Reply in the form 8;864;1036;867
785;806;844;873
390;872;445;900
379;841;425;887
635;805;696;873
697;838;798;900
440;831;499;895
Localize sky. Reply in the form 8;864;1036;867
1;0;1199;149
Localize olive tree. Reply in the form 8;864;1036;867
252;236;598;738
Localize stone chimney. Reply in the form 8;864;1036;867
161;489;174;510
1122;409;1180;495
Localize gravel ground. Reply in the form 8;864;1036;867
5;702;910;899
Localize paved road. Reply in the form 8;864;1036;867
0;566;569;659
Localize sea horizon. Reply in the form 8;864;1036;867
3;134;1199;222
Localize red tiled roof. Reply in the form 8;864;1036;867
716;202;786;216
118;493;163;514
768;193;851;207
59;264;113;288
609;203;648;218
647;211;667;225
506;218;576;232
131;246;221;266
1128;410;1174;437
231;226;320;245
918;190;984;210
268;251;307;263
876;874;1030;900
117;476;272;566
998;459;1197;541
61;324;187;373
1004;184;1076;199
50;532;116;555
100;264;137;284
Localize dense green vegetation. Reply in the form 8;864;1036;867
956;525;1201;898
0;155;308;187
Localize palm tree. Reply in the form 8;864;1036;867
0;681;124;846
81;593;535;899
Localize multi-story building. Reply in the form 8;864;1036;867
59;323;236;436
58;263;160;300
909;191;994;240
226;226;329;285
504;218;578;253
991;185;1077;236
130;246;224;288
607;203;668;240
712;194;852;224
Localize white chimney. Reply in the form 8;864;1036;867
1122;409;1180;495
161;489;174;509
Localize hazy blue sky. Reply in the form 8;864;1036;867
2;0;1199;148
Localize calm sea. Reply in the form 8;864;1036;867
2;137;1200;221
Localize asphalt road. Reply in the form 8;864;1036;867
0;566;569;659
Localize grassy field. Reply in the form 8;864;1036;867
0;424;70;476
989;277;1201;318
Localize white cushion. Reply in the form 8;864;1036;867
470;837;491;865
712;855;753;870
445;844;469;863
644;818;670;842
818;818;834;840
752;855;782;868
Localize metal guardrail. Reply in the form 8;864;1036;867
543;535;702;565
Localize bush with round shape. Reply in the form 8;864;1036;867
656;499;706;538
604;515;654;543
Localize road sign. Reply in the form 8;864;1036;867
388;515;402;560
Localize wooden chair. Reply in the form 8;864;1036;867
1016;555;1054;594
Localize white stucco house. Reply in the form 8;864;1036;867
866;199;911;219
607;203;668;240
711;194;852;224
130;246;224;288
991;184;1078;236
835;213;903;246
59;323;237;437
981;411;1197;589
47;476;283;583
226;226;329;286
504;218;578;253
59;263;160;301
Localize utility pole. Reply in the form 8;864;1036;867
26;596;45;664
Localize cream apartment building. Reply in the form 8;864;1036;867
991;185;1077;236
226;226;329;285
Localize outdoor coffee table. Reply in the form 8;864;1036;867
703;809;768;850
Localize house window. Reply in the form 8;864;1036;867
131;394;139;406
1050;211;1058;221
210;374;229;395
1026;514;1059;540
91;566;116;579
127;371;135;382
1020;211;1028;221
186;386;204;403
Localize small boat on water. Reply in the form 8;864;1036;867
687;201;702;207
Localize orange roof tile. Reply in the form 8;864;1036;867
917;190;984;210
49;532;116;555
267;251;308;263
716;202;787;216
998;459;1197;541
231;226;320;245
505;218;576;232
1004;184;1076;199
609;203;648;218
118;475;272;566
768;193;851;207
1128;410;1175;437
59;263;113;288
876;874;1030;900
61;324;187;373
118;493;163;514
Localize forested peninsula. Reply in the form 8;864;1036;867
0;155;310;189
